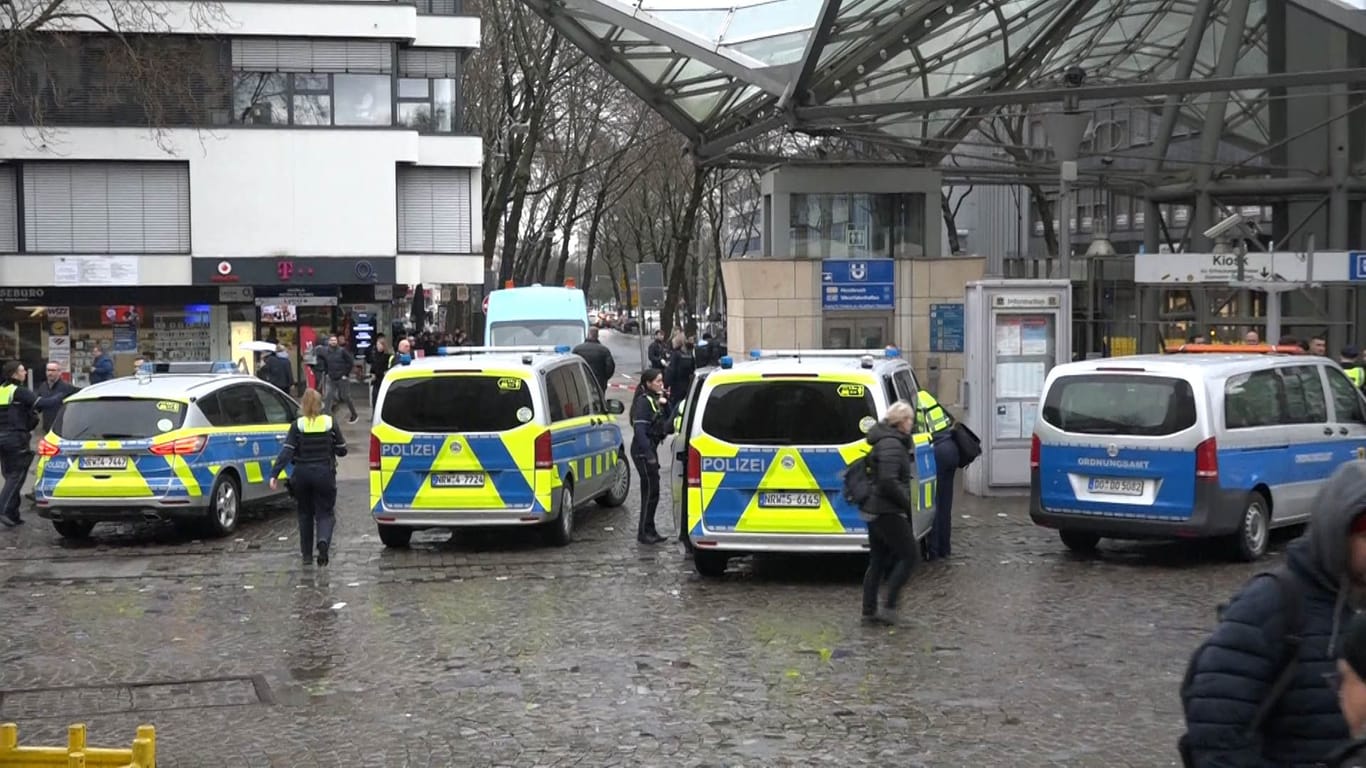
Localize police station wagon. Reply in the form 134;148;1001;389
369;346;629;548
1030;353;1366;560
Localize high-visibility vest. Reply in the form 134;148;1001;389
0;383;13;409
1347;367;1366;388
915;390;951;435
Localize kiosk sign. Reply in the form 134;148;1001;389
821;259;894;311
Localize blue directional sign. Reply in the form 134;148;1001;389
929;303;965;353
821;259;895;311
1351;252;1366;281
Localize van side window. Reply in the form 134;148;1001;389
1224;370;1286;429
545;369;570;422
1279;366;1328;424
881;376;897;407
574;362;605;414
546;366;593;422
1326;368;1366;424
892;370;917;403
563;364;596;417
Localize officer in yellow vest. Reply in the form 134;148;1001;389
1342;346;1365;390
269;388;348;565
914;389;960;562
0;360;63;528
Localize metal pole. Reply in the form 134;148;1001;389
1192;0;1253;252
1058;173;1072;279
1329;28;1351;250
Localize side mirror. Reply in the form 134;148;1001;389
606;398;625;415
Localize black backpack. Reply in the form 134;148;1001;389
842;453;874;506
1177;566;1304;767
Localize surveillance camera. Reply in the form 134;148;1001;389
1063;65;1086;87
1203;212;1246;240
1100;156;1114;167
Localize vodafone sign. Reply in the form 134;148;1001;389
211;260;239;282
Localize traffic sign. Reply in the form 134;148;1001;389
636;262;666;310
1350;251;1366;281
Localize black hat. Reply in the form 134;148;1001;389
1344;346;1361;359
1340;612;1366;680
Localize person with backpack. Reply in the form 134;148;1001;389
852;400;919;627
1180;460;1366;766
1327;612;1366;767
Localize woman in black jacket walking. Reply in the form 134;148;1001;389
859;400;919;626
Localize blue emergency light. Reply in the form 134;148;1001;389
719;356;734;369
748;349;763;359
554;345;572;353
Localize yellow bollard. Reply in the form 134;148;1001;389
67;752;86;768
68;724;87;754
0;723;17;752
131;733;155;768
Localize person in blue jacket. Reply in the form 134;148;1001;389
88;346;114;384
1181;461;1366;766
630;369;670;545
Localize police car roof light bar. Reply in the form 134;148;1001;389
434;345;569;356
748;348;901;360
719;356;734;369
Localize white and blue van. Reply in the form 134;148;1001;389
1030;353;1366;560
484;286;590;347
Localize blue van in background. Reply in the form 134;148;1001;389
484;286;590;347
1030;353;1366;561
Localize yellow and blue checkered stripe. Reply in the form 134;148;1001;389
370;423;547;515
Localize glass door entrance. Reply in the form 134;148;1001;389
823;315;889;349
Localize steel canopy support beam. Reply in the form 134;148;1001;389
562;0;788;95
695;116;787;157
795;67;1366;120
1149;177;1366;201
925;0;1106;164
805;0;953;105
779;0;843;111
1329;28;1351;249
1144;0;1216;253
1192;0;1253;252
524;0;703;144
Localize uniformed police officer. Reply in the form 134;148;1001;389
0;361;62;528
915;389;960;561
631;369;671;545
1342;346;1365;390
269;388;347;565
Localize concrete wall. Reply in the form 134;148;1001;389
721;255;985;405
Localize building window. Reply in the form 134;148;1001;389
232;39;393;127
397;167;472;254
787;192;925;259
22;162;190;254
0;166;16;253
414;0;463;13
397;49;462;133
334;74;392;126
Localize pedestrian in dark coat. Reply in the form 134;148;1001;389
663;332;695;411
34;362;78;434
1182;461;1366;766
630;369;670;545
1328;613;1366;767
572;327;615;393
859;400;919;626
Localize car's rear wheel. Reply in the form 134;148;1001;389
205;474;240;537
694;551;729;578
1233;492;1270;561
1059;530;1100;554
52;520;94;540
547;483;574;547
597;453;631;508
377;524;412;548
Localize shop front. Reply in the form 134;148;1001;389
193;257;399;391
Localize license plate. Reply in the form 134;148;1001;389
758;492;822;508
1088;477;1144;496
431;472;485;488
79;455;127;470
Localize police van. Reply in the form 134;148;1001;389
1030;349;1366;560
35;366;298;539
369;346;630;547
669;349;940;577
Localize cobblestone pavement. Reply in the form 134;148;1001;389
0;410;1277;766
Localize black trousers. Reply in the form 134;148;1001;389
632;452;661;538
862;513;917;615
928;437;960;560
0;434;33;522
292;463;337;559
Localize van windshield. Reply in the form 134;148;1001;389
489;321;584;347
700;380;875;445
54;398;186;440
1042;374;1197;436
382;376;534;433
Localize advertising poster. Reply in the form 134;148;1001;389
994;316;1021;356
1020;316;1050;355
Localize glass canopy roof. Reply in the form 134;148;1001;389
526;0;1307;166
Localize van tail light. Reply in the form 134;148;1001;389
1195;437;1219;481
37;438;60;457
687;445;702;488
1029;434;1041;469
369;434;382;470
149;435;206;456
534;430;553;469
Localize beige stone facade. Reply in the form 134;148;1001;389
720;256;985;406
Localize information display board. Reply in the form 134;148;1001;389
991;313;1055;441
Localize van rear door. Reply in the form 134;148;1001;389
375;374;540;511
1036;372;1200;519
692;376;875;535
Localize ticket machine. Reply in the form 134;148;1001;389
962;280;1072;497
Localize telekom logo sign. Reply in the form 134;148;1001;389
277;261;295;281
